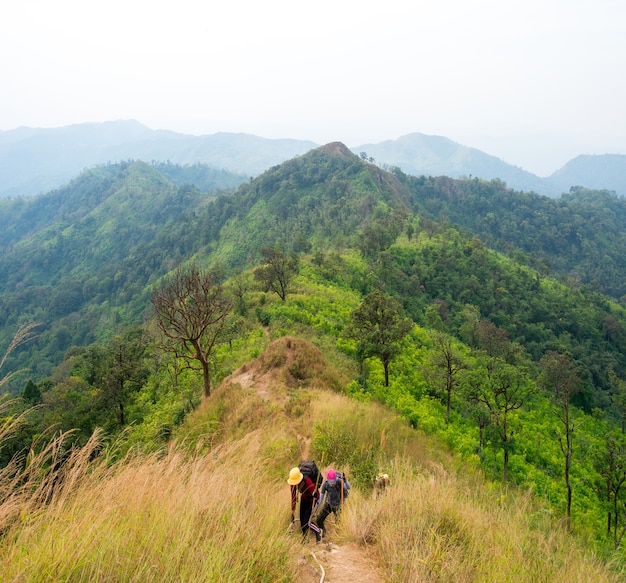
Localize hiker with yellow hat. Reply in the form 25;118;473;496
375;472;391;497
288;464;322;542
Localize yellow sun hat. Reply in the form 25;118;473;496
287;467;303;485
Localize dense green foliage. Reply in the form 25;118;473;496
382;231;626;413
393;170;626;300
150;161;247;192
346;289;413;386
0;161;231;378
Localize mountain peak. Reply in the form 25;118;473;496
318;141;357;159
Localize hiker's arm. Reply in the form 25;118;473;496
319;481;327;504
290;485;297;516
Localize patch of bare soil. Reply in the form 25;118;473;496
227;364;277;401
309;542;383;583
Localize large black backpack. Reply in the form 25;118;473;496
298;460;322;489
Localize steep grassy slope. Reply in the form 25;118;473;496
1;337;622;582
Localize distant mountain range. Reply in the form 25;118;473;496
1;120;624;198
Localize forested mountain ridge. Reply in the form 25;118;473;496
0;161;229;376
209;142;413;267
0;162;201;288
2;143;626;386
0;160;241;248
392;171;626;300
203;142;626;301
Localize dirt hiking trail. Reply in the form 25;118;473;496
225;337;385;583
300;542;383;583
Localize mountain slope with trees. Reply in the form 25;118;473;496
0;160;234;377
3;143;626;567
2;144;626;387
210;142;413;267
390;171;626;300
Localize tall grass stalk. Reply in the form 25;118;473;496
0;323;40;390
0;428;305;582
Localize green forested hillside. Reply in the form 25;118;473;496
3;143;626;566
392;170;626;300
210;142;412;266
0;161;234;377
1;145;626;400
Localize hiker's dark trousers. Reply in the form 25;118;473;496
315;502;339;531
300;498;313;536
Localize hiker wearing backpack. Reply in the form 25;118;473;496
314;468;351;538
374;472;391;497
287;463;322;542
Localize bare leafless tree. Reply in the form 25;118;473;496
151;266;232;398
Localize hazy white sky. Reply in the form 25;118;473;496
2;0;625;175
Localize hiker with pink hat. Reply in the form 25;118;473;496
314;467;351;540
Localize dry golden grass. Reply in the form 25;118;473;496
0;425;306;582
337;458;623;582
308;392;624;581
1;336;624;582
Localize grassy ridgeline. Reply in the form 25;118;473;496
1;344;624;582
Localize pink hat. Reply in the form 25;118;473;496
327;469;336;480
